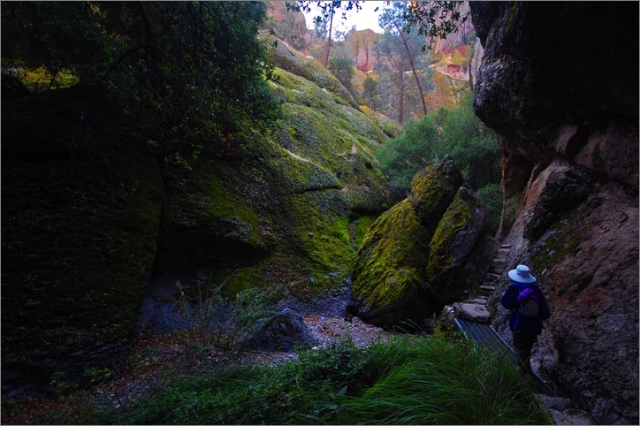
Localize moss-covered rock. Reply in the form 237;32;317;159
359;105;403;138
410;156;464;237
350;159;495;328
154;63;393;297
351;199;430;326
264;32;359;109
155;155;276;273
425;186;489;305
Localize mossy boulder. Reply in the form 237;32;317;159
425;186;495;305
351;159;495;328
351;199;431;326
410;156;464;237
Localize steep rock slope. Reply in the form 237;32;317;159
470;2;638;424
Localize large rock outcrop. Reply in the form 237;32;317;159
348;29;379;73
1;35;395;396
470;2;638;424
350;158;497;328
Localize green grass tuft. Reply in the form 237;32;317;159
94;333;553;425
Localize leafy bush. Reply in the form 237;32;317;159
476;183;503;230
376;114;441;190
1;1;282;158
376;92;501;194
328;57;355;91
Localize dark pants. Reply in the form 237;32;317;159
512;330;537;375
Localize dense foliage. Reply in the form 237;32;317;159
376;92;502;227
66;334;552;425
1;1;281;157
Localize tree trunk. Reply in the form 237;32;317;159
396;22;427;117
398;68;405;123
324;8;334;67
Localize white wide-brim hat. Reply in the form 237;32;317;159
508;264;537;283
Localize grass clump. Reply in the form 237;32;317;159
174;275;291;358
97;333;552;425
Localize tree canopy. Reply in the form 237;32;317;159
1;1;281;157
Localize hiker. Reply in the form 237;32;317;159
501;264;551;376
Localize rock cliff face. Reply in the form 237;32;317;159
470;2;638;424
264;0;311;54
348;29;379;73
427;4;477;111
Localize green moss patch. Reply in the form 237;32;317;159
350;215;376;249
424;188;486;303
264;33;358;108
161;155;273;266
287;191;357;290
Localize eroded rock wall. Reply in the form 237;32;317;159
470;2;638;423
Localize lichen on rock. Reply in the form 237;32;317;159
425;186;488;306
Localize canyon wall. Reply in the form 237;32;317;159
470;2;638;424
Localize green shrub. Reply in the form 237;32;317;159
476;183;503;231
2;1;282;158
376;92;501;194
175;275;290;361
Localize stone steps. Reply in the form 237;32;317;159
447;245;509;323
